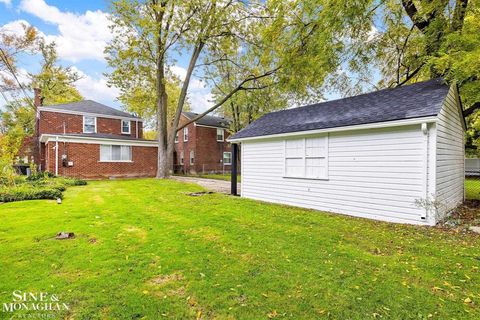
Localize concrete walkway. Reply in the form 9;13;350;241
171;176;239;194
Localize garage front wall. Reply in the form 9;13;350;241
241;124;435;225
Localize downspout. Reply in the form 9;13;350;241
421;123;428;221
55;136;59;176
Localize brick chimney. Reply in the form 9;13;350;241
33;88;42;107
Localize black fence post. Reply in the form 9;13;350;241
231;143;238;196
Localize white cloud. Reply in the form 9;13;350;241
0;19;35;38
19;0;112;62
170;65;205;90
0;0;11;6
189;90;213;113
71;67;119;104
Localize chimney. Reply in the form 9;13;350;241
33;88;42;107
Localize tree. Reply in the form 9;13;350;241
0;22;37;98
106;0;364;178
30;41;83;105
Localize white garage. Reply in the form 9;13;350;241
229;79;465;225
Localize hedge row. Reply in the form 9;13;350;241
0;177;87;202
0;185;63;202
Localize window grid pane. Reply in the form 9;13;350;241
285;137;327;179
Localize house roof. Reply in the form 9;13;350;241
230;78;452;140
39;100;141;119
183;112;230;128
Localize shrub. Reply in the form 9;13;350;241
0;185;63;202
0;175;86;202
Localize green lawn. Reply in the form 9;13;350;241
466;178;480;200
197;173;241;182
0;179;479;319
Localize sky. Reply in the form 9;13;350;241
0;0;212;112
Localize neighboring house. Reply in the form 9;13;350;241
30;91;158;179
174;112;231;174
229;79;465;226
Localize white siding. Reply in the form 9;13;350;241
435;86;465;219
241;125;435;225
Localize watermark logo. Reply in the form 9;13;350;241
2;290;69;318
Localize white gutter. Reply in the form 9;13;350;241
40;134;158;147
228;116;438;143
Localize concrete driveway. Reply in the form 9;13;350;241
171;176;239;194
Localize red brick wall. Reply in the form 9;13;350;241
173;114;231;174
44;142;157;179
39;111;142;138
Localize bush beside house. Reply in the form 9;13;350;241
0;173;86;202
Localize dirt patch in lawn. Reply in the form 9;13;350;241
150;273;184;286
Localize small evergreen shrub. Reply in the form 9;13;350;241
0;185;63;202
0;175;86;202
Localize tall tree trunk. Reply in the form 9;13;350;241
154;0;168;178
156;56;169;178
166;42;204;175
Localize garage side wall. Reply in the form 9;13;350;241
241;125;434;225
435;86;465;219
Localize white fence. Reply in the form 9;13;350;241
465;158;480;176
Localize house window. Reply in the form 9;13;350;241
216;128;224;142
223;152;232;165
83;116;96;133
100;145;132;162
190;150;195;165
284;136;328;179
180;151;184;165
183;127;188;142
121;120;131;134
174;132;179;143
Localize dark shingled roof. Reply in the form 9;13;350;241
41;100;141;119
183;112;230;128
230;78;451;140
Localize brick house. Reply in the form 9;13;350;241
30;92;158;179
174;112;232;174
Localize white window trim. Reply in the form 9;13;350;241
183;127;188;142
216;128;224;142
83;116;97;133
223;151;232;165
174;132;179;143
189;150;195;165
99;145;133;162
121;119;131;134
283;135;329;180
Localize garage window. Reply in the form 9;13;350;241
284;136;328;179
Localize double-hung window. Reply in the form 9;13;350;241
83;116;96;133
284;135;328;179
190;150;195;165
174;132;179;143
216;128;224;142
121;120;131;134
223;152;232;165
100;145;132;162
183;127;188;142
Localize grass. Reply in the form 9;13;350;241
0;179;479;319
466;178;480;200
175;173;241;182
198;173;241;182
